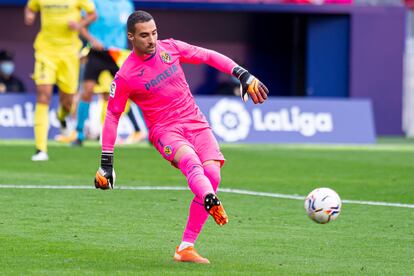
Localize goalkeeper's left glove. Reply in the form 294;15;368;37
232;66;269;104
94;152;115;190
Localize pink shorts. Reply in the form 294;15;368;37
151;122;225;167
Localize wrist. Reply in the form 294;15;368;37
232;66;248;80
101;151;113;170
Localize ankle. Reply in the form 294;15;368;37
178;241;194;252
204;193;220;212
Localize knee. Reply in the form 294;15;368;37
81;90;94;102
37;93;51;105
178;153;204;182
63;101;72;111
61;96;74;111
203;163;221;192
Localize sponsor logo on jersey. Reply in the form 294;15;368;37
160;51;172;63
43;4;69;10
144;64;178;91
164;145;173;156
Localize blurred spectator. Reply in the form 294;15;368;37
69;0;139;147
0;50;26;93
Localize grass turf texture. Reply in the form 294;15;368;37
0;140;413;275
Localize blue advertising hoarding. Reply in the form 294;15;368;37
196;96;375;144
0;94;375;144
0;94;61;139
0;94;137;140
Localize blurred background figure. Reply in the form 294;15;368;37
216;74;241;96
70;0;146;147
0;50;26;93
24;0;96;161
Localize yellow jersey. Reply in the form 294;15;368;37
27;0;95;53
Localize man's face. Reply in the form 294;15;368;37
0;61;14;77
128;19;158;55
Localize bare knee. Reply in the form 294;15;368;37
203;160;221;167
36;85;53;105
174;145;195;165
81;80;96;102
59;93;74;111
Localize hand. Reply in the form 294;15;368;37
94;152;115;190
232;66;269;104
24;7;36;26
90;38;104;51
94;167;115;190
68;20;81;31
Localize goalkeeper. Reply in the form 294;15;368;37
94;10;269;264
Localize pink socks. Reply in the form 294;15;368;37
178;153;214;201
179;158;222;244
203;163;221;192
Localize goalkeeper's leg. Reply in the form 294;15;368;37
175;153;226;263
177;148;227;225
180;161;223;244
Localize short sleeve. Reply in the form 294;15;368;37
27;0;40;12
78;0;95;13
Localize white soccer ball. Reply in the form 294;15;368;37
304;187;342;224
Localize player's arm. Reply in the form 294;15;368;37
68;0;97;31
79;27;104;51
24;0;38;26
68;10;97;31
172;39;269;104
78;10;97;30
94;76;130;190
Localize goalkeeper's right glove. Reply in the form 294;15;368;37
94;152;115;190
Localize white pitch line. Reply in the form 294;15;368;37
218;188;414;209
0;184;413;209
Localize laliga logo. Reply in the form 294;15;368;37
209;98;251;142
252;106;333;137
0;102;60;128
209;99;334;142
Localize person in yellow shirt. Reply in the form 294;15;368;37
24;0;97;161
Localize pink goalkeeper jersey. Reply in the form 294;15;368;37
102;38;237;152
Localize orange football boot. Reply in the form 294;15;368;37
204;194;228;226
173;246;210;264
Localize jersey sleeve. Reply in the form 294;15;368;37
27;0;40;12
78;0;95;13
108;75;130;115
171;39;237;75
101;75;130;152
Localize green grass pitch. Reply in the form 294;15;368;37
0;139;413;275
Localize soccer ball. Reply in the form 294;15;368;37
304;187;342;224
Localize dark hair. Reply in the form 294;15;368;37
127;10;154;34
0;50;13;61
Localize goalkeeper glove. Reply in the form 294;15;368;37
94;152;115;190
232;66;269;104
